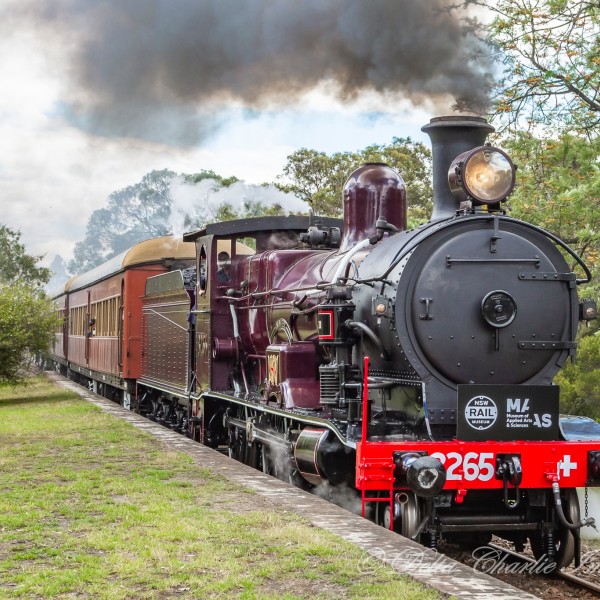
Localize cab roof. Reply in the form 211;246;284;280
183;215;343;242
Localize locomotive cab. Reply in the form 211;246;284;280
183;215;343;391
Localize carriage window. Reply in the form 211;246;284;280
54;309;66;333
198;245;207;294
91;297;120;336
69;305;86;336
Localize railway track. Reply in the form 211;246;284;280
482;542;600;598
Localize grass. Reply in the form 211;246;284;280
0;377;439;599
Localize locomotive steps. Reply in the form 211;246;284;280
45;372;538;599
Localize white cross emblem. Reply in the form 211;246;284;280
557;455;578;478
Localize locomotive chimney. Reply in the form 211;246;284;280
422;116;494;220
340;163;407;252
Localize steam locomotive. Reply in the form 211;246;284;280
50;116;600;570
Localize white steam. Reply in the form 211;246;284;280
168;176;309;237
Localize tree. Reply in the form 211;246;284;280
555;333;600;419
0;226;51;286
185;169;239;187
502;132;600;415
204;198;288;228
276;149;356;217
464;0;600;416
45;256;70;296
276;138;432;225
0;225;58;385
0;283;58;386
503;132;600;290
468;0;600;134
68;169;247;274
68;170;175;273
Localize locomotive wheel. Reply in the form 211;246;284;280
262;445;283;479
246;441;261;470
376;491;422;540
530;488;579;571
262;445;312;490
228;427;247;464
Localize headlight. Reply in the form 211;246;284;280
449;146;516;206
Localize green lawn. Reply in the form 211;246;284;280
0;377;438;599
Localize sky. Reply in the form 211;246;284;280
0;1;493;267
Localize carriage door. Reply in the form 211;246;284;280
85;290;91;364
195;243;212;391
117;279;124;371
62;297;69;359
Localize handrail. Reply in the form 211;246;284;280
361;356;369;445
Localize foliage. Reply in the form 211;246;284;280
0;225;57;385
184;169;239;187
503;132;600;293
210;199;285;226
467;0;600;415
68;170;176;274
276;148;356;217
174;185;293;234
468;0;600;133
0;284;58;386
276;138;432;225
555;333;600;418
503;132;600;414
0;226;51;286
68;170;287;274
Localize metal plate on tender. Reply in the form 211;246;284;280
457;384;559;441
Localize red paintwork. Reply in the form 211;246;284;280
66;265;171;381
357;354;598;525
264;342;320;409
356;439;597;491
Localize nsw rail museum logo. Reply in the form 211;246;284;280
457;385;559;441
464;396;498;430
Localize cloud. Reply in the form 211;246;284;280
0;0;488;265
14;0;494;145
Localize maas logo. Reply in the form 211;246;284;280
465;396;498;430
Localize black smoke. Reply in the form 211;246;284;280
19;0;493;144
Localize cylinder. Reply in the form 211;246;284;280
294;427;356;486
294;428;328;485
